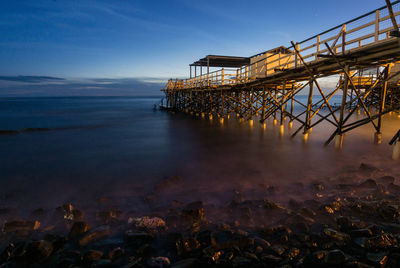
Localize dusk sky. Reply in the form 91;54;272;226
0;0;390;96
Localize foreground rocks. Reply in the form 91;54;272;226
1;166;400;267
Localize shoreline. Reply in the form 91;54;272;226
1;163;400;267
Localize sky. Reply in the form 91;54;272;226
0;0;391;96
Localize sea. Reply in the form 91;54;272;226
0;96;399;216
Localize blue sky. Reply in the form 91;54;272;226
0;0;390;96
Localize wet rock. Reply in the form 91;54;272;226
24;240;53;263
129;216;167;232
171;258;200;268
377;204;400;221
350;228;373;237
124;231;153;244
82;250;103;265
43;233;66;252
108;247;125;261
337;216;358;232
323;249;347;265
68;221;90;238
303;250;328;266
92;259;112;267
366;252;388;267
365;233;397;249
288;199;301;210
79;225;110;246
181;201;205;223
96;210;122;223
261;254;282;265
176;237;200;255
286;248;300;260
270;244;287;256
379;176;395;185
359;179;377;189
232;256;252;267
323;228;350;242
137;244;157;258
388;183;400;193
55;204;84;221
2;220;40;233
148;256;170;267
359;163;379;173
311;183;325;192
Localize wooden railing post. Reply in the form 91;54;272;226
342;24;346;55
245;66;248;81
236;69;239;84
221;68;225;85
316;35;320;60
295;43;299;67
375;10;380;42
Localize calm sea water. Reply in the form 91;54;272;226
0;96;398;215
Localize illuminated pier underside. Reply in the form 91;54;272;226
162;1;400;147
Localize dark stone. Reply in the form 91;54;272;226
79;225;110;246
377;205;400;221
171;258;200;268
337;216;358;232
350;228;373;237
181;201;205;223
378;176;395;185
323;228;350;242
92;259;112;267
136;244;157;258
96;210;122;223
366;252;388;268
261;254;282;265
359;179;377;189
303;250;328;266
231;256;252;267
23;240;53;263
108;247;124;261
323;249;347;265
359;163;379;172
124;231;153;244
2;220;40;233
176;237;201;255
82;250;103;265
68;221;90;238
388;183;400;193
365;234;397;249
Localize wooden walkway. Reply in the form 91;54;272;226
162;0;400;149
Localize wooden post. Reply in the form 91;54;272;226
236;69;239;84
316;35;320;60
245;66;248;81
342;24;346;55
295;43;299;67
335;65;350;149
305;79;314;134
376;64;392;144
375;10;380;42
221;68;225;86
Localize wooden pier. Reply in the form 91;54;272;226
162;1;400;149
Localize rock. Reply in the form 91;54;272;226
55;204;84;221
2;220;40;233
232;256;252;267
96;210;122;223
270;244;287;256
377;205;400;221
79;225;110;246
24;240;53;263
286;248;300;260
378;176;395;184
43;233;66;252
261;254;282;265
350;228;373;237
68;221;90;238
388;183;400;193
124;231;153;244
108;247;125;261
136;244;157;258
359;179;377;189
92;259;112;267
181;201;205;223
336;216;358;232
359;163;379;173
176;237;201;255
129;216;166;232
303;250;328;266
82;250;103;264
366;252;388;268
323;228;350;242
171;258;200;268
148;256;171;267
365;234;397;249
323;249;347;265
311;183;325;192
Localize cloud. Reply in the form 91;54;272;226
0;76;166;97
0;75;65;83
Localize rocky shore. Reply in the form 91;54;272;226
1;163;400;267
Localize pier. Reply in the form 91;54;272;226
162;1;400;150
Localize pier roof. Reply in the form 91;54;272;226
190;55;250;68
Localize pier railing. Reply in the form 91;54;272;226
166;1;400;91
